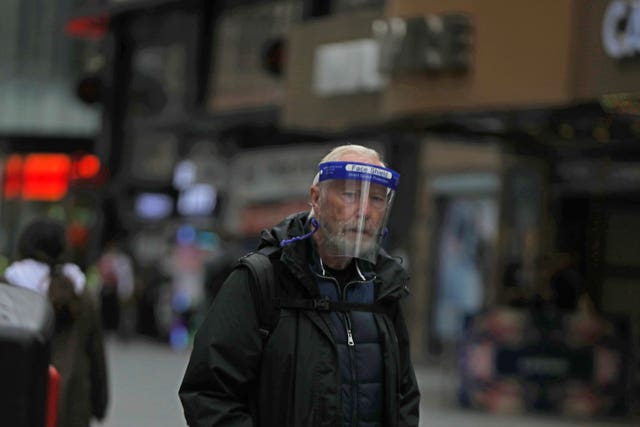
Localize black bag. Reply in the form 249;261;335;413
0;282;55;427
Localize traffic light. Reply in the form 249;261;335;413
262;37;286;77
75;74;103;105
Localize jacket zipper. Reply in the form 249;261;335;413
342;282;356;346
317;273;365;345
346;323;354;346
342;281;358;426
316;262;377;426
319;273;365;425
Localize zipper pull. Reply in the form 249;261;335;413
346;328;355;346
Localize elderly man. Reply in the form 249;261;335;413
179;144;420;427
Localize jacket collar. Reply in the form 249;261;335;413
260;211;410;301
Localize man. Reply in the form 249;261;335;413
179;144;420;426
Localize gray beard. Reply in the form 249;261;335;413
319;225;377;258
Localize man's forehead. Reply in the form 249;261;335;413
336;153;383;166
326;179;387;192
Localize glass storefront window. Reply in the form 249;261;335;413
0;0;100;136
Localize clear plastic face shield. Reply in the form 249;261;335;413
313;161;400;264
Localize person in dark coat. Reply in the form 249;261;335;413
4;218;109;427
179;144;420;426
548;251;593;313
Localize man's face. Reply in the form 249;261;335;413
313;177;389;258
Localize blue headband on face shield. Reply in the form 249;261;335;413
318;161;400;190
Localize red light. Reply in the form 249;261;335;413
68;222;90;248
74;154;101;179
22;154;71;201
3;154;23;199
64;15;109;39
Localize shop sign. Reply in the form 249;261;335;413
602;0;640;59
313;39;385;96
374;13;473;75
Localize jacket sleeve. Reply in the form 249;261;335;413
179;268;264;427
394;303;421;427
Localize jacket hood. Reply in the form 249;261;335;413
258;211;309;249
5;259;86;295
258;211;410;301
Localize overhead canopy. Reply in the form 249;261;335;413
64;0;187;39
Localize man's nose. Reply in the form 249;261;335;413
356;196;373;218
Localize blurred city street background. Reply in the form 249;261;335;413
1;0;640;425
101;336;635;427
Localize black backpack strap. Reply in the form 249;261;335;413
236;247;392;338
236;246;279;339
275;297;389;314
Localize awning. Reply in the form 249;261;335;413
64;0;184;39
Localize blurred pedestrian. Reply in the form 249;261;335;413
97;238;135;337
535;251;595;315
179;144;420;426
548;250;595;314
503;259;529;308
4;218;109;427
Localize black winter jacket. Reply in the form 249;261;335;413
179;212;420;426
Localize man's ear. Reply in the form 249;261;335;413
310;185;320;211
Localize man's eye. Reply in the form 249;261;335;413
371;195;386;208
342;191;365;204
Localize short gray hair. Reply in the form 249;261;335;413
311;144;385;186
309;144;385;218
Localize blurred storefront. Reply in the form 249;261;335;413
66;1;640;409
0;151;107;270
0;0;104;268
278;0;640;366
0;0;100;136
